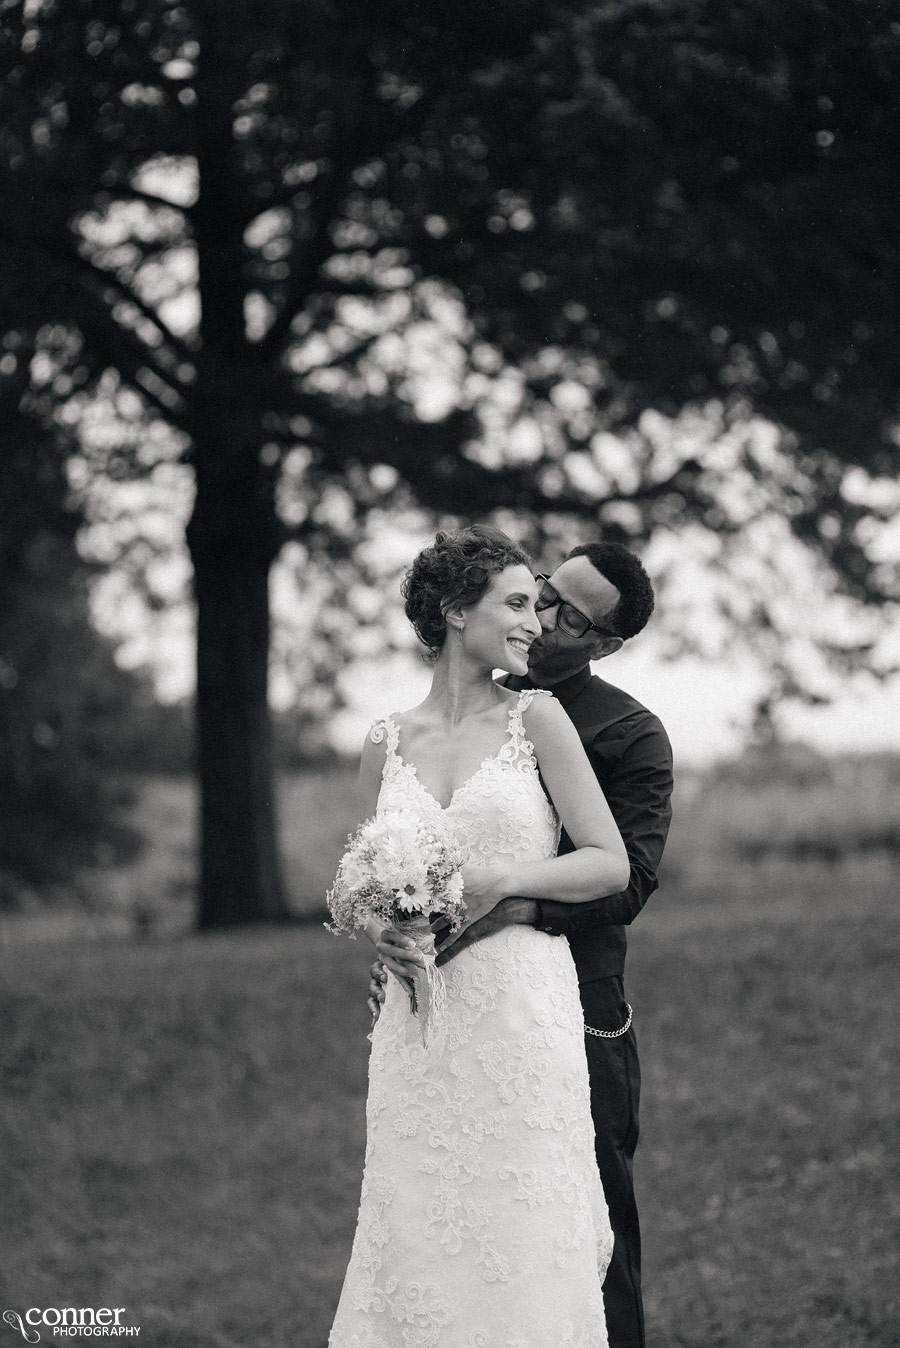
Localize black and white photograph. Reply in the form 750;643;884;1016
1;3;898;1346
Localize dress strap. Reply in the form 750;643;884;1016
369;714;399;756
513;687;553;717
507;688;552;762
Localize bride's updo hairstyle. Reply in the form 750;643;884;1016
402;525;532;661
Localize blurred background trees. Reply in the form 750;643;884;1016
0;341;138;908
1;0;898;925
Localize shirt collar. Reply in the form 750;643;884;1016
534;663;593;708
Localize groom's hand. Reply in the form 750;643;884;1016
434;897;540;966
368;960;387;1023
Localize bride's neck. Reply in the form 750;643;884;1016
421;648;500;725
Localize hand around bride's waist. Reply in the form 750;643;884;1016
366;889;541;1024
364;865;506;1006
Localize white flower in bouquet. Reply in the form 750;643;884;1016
338;850;370;894
395;873;431;915
444;871;464;908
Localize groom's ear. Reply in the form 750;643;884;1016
589;634;623;661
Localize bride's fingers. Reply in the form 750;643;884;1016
369;975;386;1002
381;953;421;981
379;928;418;949
376;940;426;969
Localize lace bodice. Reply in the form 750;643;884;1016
371;689;561;869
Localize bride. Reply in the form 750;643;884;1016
328;525;630;1348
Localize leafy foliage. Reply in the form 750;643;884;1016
2;0;899;919
2;1;898;588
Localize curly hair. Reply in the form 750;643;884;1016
402;525;533;660
565;542;655;639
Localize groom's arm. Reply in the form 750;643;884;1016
435;712;673;964
534;714;673;936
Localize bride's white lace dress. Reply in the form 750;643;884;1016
329;690;613;1348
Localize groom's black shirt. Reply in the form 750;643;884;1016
506;666;674;985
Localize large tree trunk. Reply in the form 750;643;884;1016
187;6;288;928
188;467;288;929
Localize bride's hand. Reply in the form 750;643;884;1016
364;920;424;1001
458;864;509;932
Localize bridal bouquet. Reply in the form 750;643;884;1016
326;809;467;1047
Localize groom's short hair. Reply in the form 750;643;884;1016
566;542;655;640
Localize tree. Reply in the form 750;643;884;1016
2;0;897;926
0;335;145;907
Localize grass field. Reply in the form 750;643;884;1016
2;765;898;1347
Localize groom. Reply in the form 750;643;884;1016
370;541;674;1348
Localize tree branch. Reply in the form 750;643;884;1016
101;185;191;214
76;300;191;432
295;329;383;380
257;58;451;361
0;223;197;376
255;168;353;361
79;255;198;367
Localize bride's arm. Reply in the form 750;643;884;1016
356;728;386;821
460;697;629;924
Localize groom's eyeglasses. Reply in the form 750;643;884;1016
534;575;613;641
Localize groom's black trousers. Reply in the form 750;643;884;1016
581;975;644;1348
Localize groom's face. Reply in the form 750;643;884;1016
527;556;622;686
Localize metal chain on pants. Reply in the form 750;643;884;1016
584;1003;633;1038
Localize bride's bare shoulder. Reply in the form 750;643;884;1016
520;688;570;740
386;701;431;735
